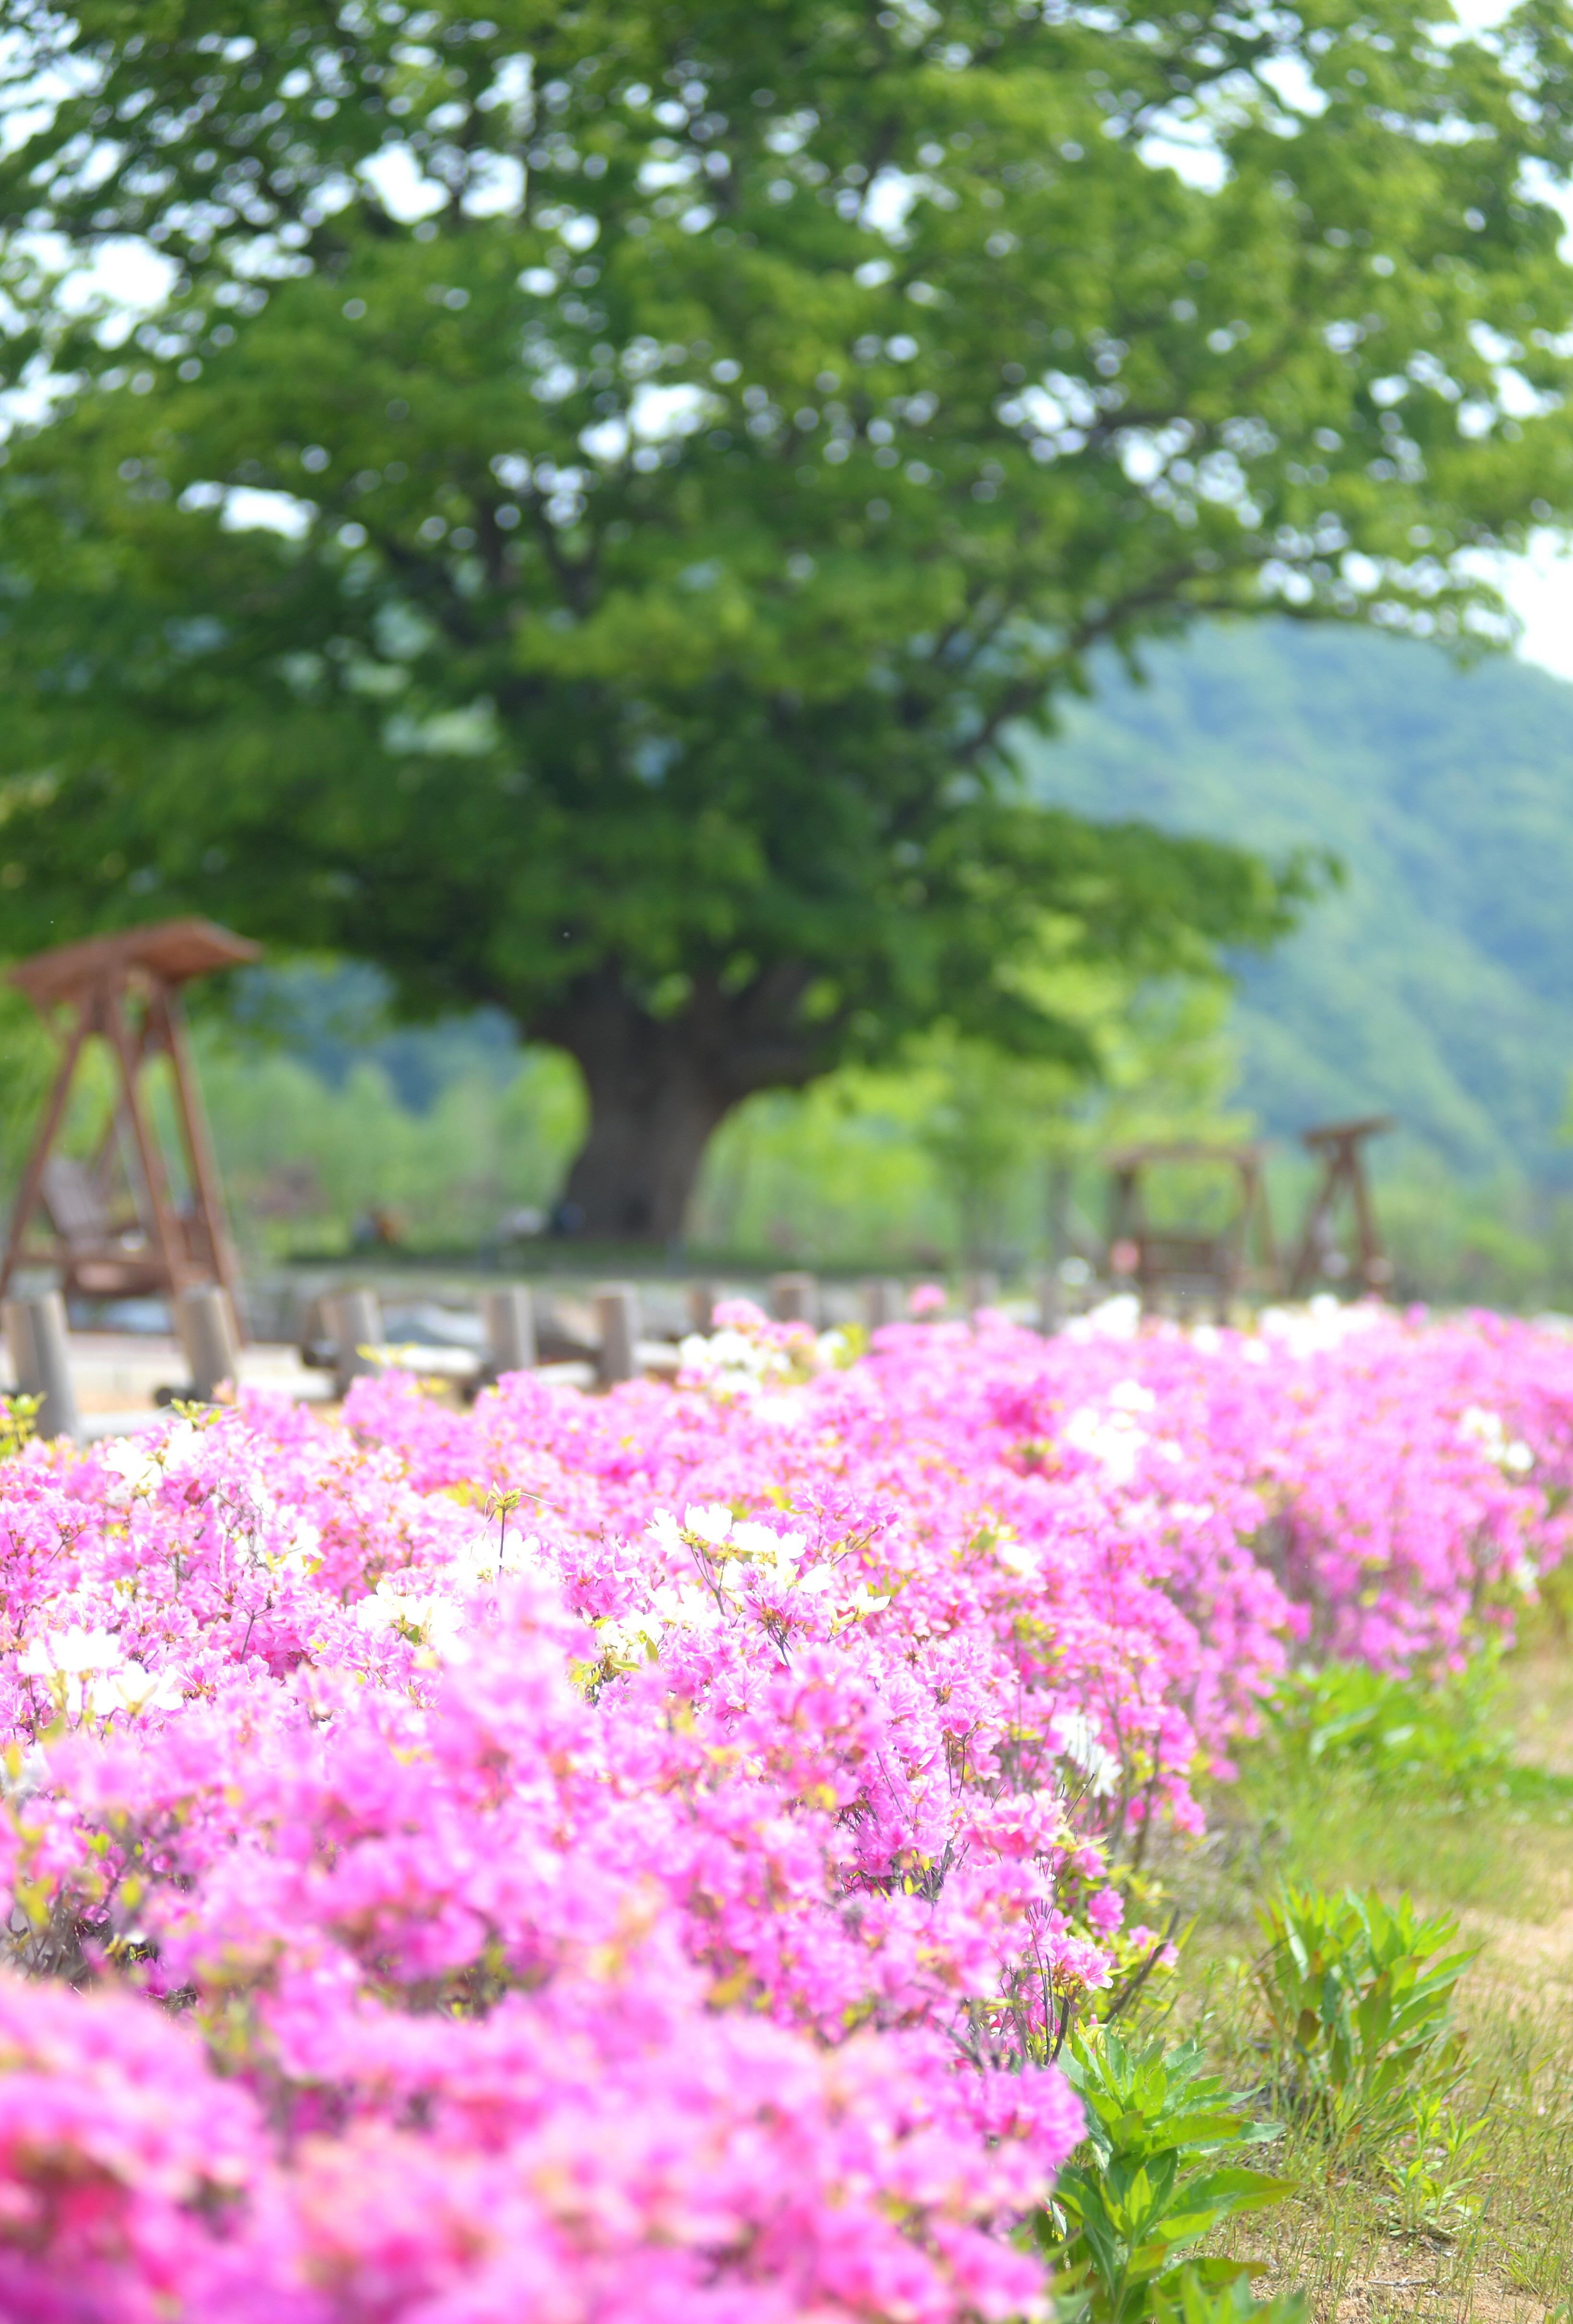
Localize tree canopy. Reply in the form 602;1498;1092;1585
1;0;1571;1233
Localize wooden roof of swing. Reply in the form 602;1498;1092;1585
1301;1115;1395;1150
1105;1141;1268;1171
9;919;260;1011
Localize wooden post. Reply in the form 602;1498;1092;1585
595;1283;640;1386
176;1284;241;1402
770;1272;818;1327
102;983;193;1299
481;1286;537;1375
1238;1153;1279;1310
860;1278;902;1331
297;1292;332;1364
325;1288;384;1396
4;1293;79;1442
1288;1118;1395;1297
687;1282;718;1336
1045;1160;1071;1291
962;1268;999;1317
1350;1163;1391;1291
0;1012;91;1306
157;988;247;1326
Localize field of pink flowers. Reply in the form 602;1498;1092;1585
0;1297;1569;2322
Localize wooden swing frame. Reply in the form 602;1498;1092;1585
1106;1141;1280;1318
0;918;258;1319
1286;1114;1395;1296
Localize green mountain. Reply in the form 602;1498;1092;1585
1021;622;1573;1187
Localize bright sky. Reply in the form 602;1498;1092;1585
1502;543;1573;684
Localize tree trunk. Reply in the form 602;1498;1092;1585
559;1056;729;1241
540;965;818;1242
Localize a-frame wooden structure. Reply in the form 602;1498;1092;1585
0;919;258;1317
1287;1115;1395;1296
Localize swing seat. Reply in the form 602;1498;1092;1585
1104;1142;1280;1317
1134;1230;1241;1297
37;1158;170;1300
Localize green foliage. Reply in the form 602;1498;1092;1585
3;0;1572;1226
1252;1887;1477;2156
1261;1658;1517;1803
1148;2270;1309;2324
195;1035;584;1258
1373;1169;1573;1311
690;1064;955;1264
689;972;1250;1264
1379;2088;1490;2241
1254;1657;1573;1828
913;1033;1044;1266
1042;2026;1292;2324
0;1398;40;1461
0;985;61;1192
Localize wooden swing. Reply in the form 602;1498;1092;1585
1106;1142;1280;1319
0;919;258;1317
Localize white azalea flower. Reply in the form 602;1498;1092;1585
20;1625;134;1720
97;1439;164;1500
593;1615;657;1665
20;1625;124;1679
354;1583;466;1658
98;1418;204;1502
1257;1298;1383;1358
452;1524;538;1589
1061;1405;1146;1487
647;1510;684;1557
684;1502;734;1547
649;1579;720;1628
88;1661;186;1719
679;1326;790;1397
1051;1709;1120;1798
1066;1295;1140;1342
1458;1405;1533;1474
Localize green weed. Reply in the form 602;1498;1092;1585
1253;1886;1477;2157
0;1395;39;1460
1259;1655;1573;1815
1378;2089;1490;2241
1040;2025;1292;2324
1145;1649;1573;2322
1150;2272;1309;2324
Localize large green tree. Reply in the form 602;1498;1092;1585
0;0;1570;1236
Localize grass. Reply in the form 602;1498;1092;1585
1136;1644;1573;2324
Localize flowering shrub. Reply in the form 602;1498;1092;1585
0;1297;1565;2318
